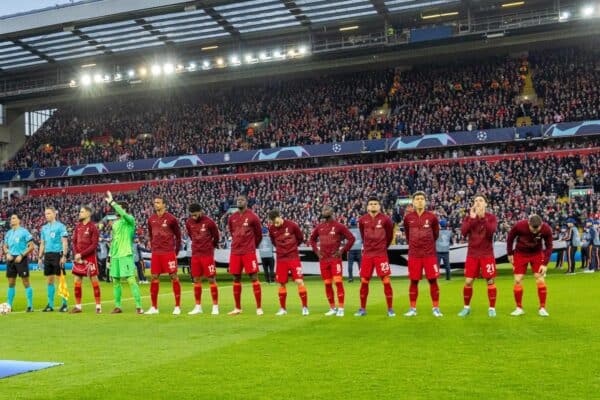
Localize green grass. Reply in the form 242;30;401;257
1;264;599;399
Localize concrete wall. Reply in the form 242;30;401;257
0;108;26;165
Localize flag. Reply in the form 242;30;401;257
58;272;69;301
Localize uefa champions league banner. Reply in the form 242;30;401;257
0;120;598;183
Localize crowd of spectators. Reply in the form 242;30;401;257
5;46;597;170
530;48;600;125
387;57;523;135
5;70;390;170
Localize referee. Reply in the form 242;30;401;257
3;212;35;312
38;206;69;312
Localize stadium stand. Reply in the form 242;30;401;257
4;47;597;170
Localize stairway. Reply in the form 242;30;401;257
516;60;540;126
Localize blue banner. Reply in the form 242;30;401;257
410;26;453;43
1;119;598;183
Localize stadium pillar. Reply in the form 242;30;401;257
0;108;26;164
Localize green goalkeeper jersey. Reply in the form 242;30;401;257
109;202;135;258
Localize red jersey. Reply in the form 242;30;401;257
185;215;219;257
148;212;182;254
268;219;303;260
460;212;497;258
73;222;99;257
506;220;553;264
228;209;262;255
358;213;394;257
308;220;355;261
403;210;439;258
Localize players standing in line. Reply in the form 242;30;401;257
227;195;263;316
402;191;443;317
355;197;395;317
506;214;553;317
185;203;220;315
38;207;69;312
105;192;144;314
146;196;182;315
268;210;309;316
308;205;355;317
3;213;34;312
458;194;498;317
70;206;102;313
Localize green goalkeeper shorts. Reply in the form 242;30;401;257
110;255;136;278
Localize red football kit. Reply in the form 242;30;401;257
228;209;262;275
186;215;219;278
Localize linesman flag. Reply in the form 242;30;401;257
58;271;69;301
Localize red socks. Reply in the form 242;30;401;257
324;281;335;308
409;281;419;308
172;279;181;307
278;287;287;309
74;281;82;305
194;282;202;305
514;284;523;308
298;285;308;308
92;281;101;305
252;280;262;308
537;282;547;308
360;279;369;309
429;280;439;308
233;282;242;309
488;284;497;308
383;281;393;309
463;285;473;306
150;279;159;308
210;283;218;305
335;281;345;309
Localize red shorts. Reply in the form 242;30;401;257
464;256;497;279
408;256;440;281
276;259;304;284
191;255;216;278
360;255;391;278
513;252;544;275
229;253;259;275
151;252;178;275
72;255;98;277
319;259;343;280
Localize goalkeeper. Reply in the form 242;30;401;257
105;191;144;314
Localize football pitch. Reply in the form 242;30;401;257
1;264;598;400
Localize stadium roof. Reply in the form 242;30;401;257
0;0;464;71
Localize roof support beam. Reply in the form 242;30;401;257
281;0;312;29
203;7;240;38
12;39;56;63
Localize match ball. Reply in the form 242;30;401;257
0;303;11;315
